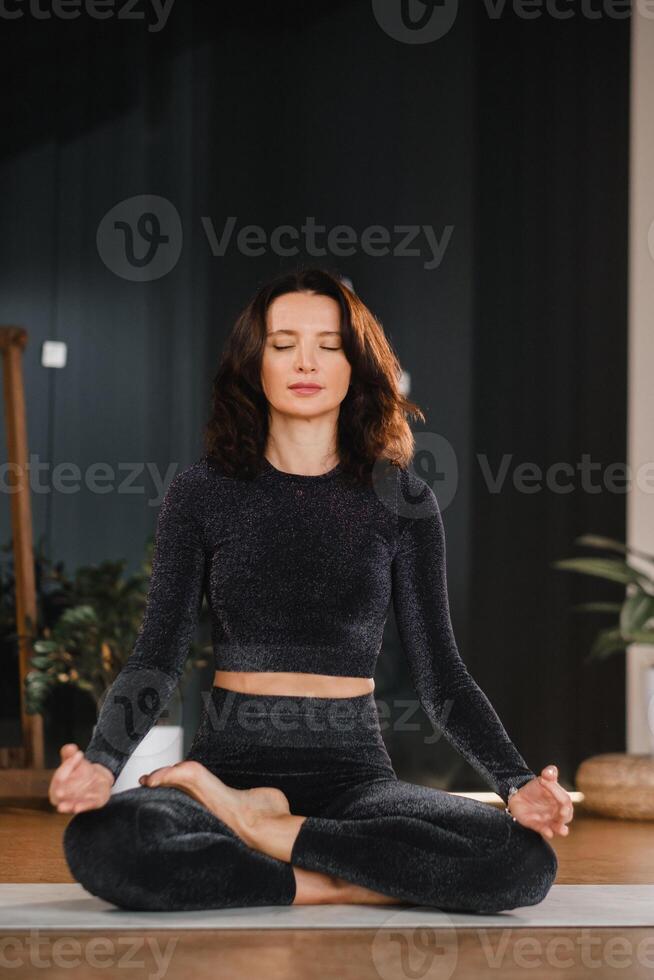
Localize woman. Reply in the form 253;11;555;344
51;267;572;912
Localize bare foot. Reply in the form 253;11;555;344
139;760;290;843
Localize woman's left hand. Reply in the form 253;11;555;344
507;765;574;839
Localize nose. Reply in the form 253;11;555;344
293;342;319;372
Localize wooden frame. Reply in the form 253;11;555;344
0;326;43;770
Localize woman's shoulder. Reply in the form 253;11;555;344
161;457;231;508
393;464;442;536
394;463;439;505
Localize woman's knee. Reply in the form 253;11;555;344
64;810;110;897
63;786;225;910
498;824;558;910
62;790;149;904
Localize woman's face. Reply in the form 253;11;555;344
261;291;352;416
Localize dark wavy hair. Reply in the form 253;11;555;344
202;266;425;484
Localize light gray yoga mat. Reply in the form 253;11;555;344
0;884;653;929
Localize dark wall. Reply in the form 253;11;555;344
0;1;628;792
472;9;630;786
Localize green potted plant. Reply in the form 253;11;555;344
0;534;83;751
553;533;654;818
23;535;211;790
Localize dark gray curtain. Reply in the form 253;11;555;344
472;9;629;786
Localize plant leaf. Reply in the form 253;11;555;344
571;602;623;614
588;627;627;662
551;557;647;586
624;630;654;646
573;534;654;564
621;592;654;634
33;639;60;653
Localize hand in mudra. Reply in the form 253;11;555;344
507;765;574;839
48;743;115;814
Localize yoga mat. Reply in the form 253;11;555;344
0;884;652;929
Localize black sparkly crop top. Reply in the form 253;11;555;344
83;455;537;803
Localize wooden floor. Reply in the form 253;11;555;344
0;800;652;979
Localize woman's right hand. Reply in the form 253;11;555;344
48;743;115;814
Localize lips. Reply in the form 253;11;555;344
289;384;323;390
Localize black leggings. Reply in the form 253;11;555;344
63;687;558;913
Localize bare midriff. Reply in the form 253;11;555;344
213;670;375;698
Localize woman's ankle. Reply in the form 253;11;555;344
292;868;350;905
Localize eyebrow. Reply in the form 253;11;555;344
266;329;342;336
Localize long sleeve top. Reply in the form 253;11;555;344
84;455;537;803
